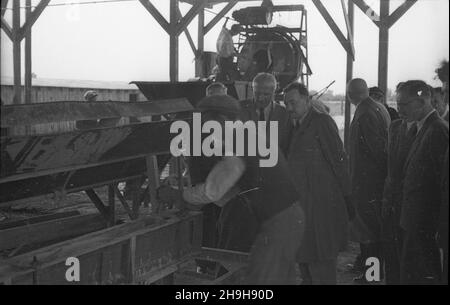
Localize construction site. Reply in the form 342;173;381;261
0;0;448;286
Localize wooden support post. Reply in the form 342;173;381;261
344;0;354;150
388;0;417;29
174;0;208;36
146;155;161;214
312;0;354;60
1;16;12;40
177;8;197;56
351;0;380;27
1;0;8;18
378;0;390;100
114;187;136;220
25;0;32;104
138;0;171;34
85;189;110;222
108;184;116;227
196;8;205;78
12;0;21;104
170;0;179;82
203;0;238;35
129;236;136;283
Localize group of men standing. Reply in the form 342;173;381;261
158;60;449;285
347;62;449;285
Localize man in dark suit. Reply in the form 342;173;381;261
239;73;293;156
381;90;419;284
217;73;293;252
347;79;391;283
397;80;449;284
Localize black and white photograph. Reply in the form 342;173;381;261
0;0;448;291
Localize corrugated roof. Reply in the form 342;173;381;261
0;77;139;90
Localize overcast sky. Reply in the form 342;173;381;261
1;0;449;94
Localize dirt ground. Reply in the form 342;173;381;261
1;188;364;285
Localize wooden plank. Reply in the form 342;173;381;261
12;0;21;104
344;0;354;151
177;8;197;55
204;0;238;34
25;0;32;104
351;0;380;27
0;213;107;252
85;189;110;220
175;0;208;36
341;0;355;57
17;0;51;41
146;155;161;213
1;99;193;128
195;8;205;77
108;184;116;227
311;0;354;59
114;187;135;220
388;0;417;28
0;211;80;230
0;212;202;283
0;16;12;40
170;0;179;82
1;0;8;17
378;0;390;99
138;0;171;34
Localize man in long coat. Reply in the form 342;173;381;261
397;81;448;284
284;82;352;284
381;110;418;284
347;79;391;282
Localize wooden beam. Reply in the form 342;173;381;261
146;155;161;214
351;0;380;27
12;0;21;104
114;187;135;220
175;0;208;36
25;0;32;104
0;214;106;253
170;0;179;82
196;8;205;77
341;0;355;59
312;0;354;59
388;0;417;28
108;184;116;227
17;0;50;41
344;0;354;150
139;0;171;34
0;211;80;230
1;0;8;17
204;0;238;34
378;0;390;99
85;189;110;221
0;16;12;40
177;8;197;55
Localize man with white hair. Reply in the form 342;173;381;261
217;73;294;252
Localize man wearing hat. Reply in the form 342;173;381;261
158;95;305;284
